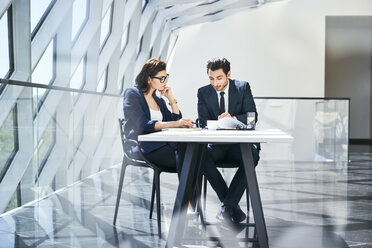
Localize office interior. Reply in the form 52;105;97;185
0;0;371;247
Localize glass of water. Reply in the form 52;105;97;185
247;112;256;129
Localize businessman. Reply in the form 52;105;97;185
197;58;260;223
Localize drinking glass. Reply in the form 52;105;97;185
247;112;256;129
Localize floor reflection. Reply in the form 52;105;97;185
0;147;371;247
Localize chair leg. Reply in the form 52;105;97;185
154;170;162;237
149;172;156;219
246;185;250;215
113;160;128;225
203;176;207;213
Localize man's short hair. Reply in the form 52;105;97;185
206;58;230;75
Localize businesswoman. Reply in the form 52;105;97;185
123;59;193;175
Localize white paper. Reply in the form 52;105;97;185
218;117;247;129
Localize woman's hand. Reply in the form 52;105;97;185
159;86;175;102
154;118;194;131
175;118;194;128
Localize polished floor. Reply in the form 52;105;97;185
0;145;372;248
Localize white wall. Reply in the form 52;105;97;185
169;0;372;120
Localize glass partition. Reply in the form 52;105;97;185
0;82;123;215
0;83;349;216
255;98;349;163
0;82;350;215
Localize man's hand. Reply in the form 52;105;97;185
218;112;232;119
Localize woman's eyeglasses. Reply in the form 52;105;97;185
151;74;169;83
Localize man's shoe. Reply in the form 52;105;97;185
231;205;246;223
216;205;233;222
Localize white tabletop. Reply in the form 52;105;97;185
138;129;293;143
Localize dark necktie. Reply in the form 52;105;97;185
219;91;225;114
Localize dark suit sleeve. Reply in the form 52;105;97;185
235;82;258;124
124;89;157;135
197;88;209;128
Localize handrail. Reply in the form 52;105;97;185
255;97;350;100
1;78;351;101
0;78;123;98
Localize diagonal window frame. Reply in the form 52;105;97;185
71;0;90;44
70;54;88;104
35;115;57;181
120;22;130;55
32;36;57;117
97;65;109;93
31;0;57;40
99;3;113;52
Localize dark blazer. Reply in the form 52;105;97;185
123;86;182;156
197;79;260;149
197;79;258;127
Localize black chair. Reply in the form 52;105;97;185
113;118;177;237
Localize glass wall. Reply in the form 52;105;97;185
0;80;349;216
0;0;185;214
0;82;123;215
0;0;346;217
255;98;349;163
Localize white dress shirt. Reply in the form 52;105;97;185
216;80;229;113
150;108;163;121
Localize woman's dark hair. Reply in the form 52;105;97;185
206;58;230;75
135;59;166;93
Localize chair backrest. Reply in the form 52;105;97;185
118;118;126;150
118;118;178;173
118;118;147;162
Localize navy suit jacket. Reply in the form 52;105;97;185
197;79;258;127
123;86;182;156
197;79;260;149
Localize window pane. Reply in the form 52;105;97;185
0;109;16;176
120;25;129;53
4;186;19;212
142;0;148;11
37;118;56;173
32;39;54;102
97;67;107;93
136;37;143;57
31;0;53;32
0;12;9;78
72;0;88;41
100;5;112;49
70;56;85;89
73;119;84;154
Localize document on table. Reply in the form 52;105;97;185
218;117;248;130
162;128;203;131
